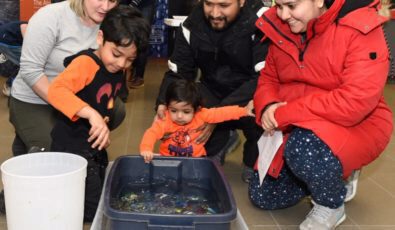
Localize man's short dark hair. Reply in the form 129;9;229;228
165;79;203;111
100;5;150;55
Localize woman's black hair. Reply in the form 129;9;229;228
99;5;150;55
324;0;335;8
165;79;203;111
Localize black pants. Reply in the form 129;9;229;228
199;84;263;168
51;142;108;222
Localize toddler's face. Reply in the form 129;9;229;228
168;101;195;126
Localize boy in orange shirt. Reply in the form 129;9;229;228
140;79;255;163
47;6;149;221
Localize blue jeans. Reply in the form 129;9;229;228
0;42;21;65
0;42;21;86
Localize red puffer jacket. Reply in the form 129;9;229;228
254;0;393;178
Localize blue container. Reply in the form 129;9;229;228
104;156;237;230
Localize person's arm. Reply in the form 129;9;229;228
48;56;98;120
254;45;283;126
275;28;389;128
200;103;254;123
18;6;60;101
48;55;110;150
76;105;110;150
140;118;166;163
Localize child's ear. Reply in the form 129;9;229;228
96;30;104;46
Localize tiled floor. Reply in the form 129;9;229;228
0;58;394;229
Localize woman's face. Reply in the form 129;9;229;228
275;0;326;33
83;0;118;25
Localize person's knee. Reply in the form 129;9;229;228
248;173;293;210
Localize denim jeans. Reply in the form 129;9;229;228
0;42;21;86
0;42;21;65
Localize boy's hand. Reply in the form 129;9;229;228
245;100;255;117
141;151;154;163
78;106;110;150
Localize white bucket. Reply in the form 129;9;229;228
1;152;87;230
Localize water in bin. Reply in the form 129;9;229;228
111;159;222;215
1;152;87;230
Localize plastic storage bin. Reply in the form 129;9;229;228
104;156;237;230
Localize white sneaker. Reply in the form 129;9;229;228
344;170;361;202
300;203;346;230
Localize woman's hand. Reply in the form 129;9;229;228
260;102;287;135
195;123;216;144
141;151;154;163
78;106;110;150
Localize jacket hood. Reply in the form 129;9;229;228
63;49;99;68
258;0;384;42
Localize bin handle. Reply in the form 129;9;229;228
148;224;195;229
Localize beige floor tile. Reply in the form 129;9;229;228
346;179;395;226
369;173;395;197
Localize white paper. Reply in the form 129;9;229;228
257;130;283;186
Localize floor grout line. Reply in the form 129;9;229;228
368;177;395;198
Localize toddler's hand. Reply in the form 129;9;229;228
155;104;167;120
245;100;255;117
140;151;154;163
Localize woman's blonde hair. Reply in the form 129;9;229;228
68;0;120;18
69;0;86;18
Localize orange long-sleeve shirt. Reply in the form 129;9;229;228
140;106;248;157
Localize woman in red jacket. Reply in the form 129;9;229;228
250;0;393;229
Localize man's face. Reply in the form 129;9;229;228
203;0;245;31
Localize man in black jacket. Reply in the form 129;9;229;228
156;0;269;182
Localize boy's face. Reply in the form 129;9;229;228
95;30;137;73
168;101;195;126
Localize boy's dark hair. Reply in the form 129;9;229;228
165;79;203;111
100;5;150;55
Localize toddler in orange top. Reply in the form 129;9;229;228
140;79;255;163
